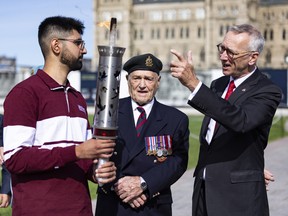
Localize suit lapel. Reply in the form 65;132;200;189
228;69;260;103
117;98;137;166
211;69;262;139
121;99;166;169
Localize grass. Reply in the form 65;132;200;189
1;114;287;214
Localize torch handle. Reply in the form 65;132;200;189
96;157;109;187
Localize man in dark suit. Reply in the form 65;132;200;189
0;114;11;208
170;24;282;216
95;53;190;216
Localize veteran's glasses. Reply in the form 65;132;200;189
216;43;255;60
58;38;86;50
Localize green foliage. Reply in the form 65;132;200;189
89;181;98;200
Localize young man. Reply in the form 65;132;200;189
170;24;282;216
95;53;190;215
3;16;116;216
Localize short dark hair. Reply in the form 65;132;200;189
38;16;85;57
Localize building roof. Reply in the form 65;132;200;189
260;0;288;5
133;0;201;4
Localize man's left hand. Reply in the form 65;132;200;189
114;176;143;203
128;193;147;209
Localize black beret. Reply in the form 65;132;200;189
123;53;163;75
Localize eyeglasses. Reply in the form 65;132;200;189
58;38;85;50
216;43;255;60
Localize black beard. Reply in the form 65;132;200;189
60;50;83;71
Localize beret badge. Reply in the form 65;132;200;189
145;56;153;67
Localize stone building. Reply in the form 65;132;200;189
93;0;288;70
92;0;288;106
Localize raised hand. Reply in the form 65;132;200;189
170;49;199;91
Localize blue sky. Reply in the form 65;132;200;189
0;0;94;67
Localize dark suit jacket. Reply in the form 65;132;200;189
0;114;11;195
96;97;189;216
189;69;282;216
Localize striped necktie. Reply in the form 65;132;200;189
136;107;146;137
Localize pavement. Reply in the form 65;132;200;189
92;136;288;216
170;136;288;216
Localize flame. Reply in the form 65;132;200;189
97;21;111;30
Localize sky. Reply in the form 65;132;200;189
0;0;94;67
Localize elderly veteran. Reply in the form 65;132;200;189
95;53;190;216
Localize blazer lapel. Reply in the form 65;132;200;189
121;99;166;169
117;98;137;166
212;69;262;139
228;69;261;103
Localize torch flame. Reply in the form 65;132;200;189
97;21;111;30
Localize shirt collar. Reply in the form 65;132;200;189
131;98;154;118
232;66;257;87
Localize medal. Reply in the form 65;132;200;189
145;135;173;157
162;149;168;156
157;149;163;157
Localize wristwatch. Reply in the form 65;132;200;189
140;177;147;191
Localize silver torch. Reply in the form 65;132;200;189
93;18;125;185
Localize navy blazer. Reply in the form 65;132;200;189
0;114;11;195
96;97;190;216
189;69;282;216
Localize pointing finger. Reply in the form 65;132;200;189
170;49;185;62
187;50;193;65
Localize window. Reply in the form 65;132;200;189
180;27;184;38
139;29;143;40
198;27;201;38
265;50;271;64
134;29;138;40
149;11;162;21
186;27;190;38
165;28;169;39
157;28;161;39
270;29;274;41
164;10;176;21
264;29;267;40
171;28;175;38
220;25;224;36
195;8;205;19
178;9;191;20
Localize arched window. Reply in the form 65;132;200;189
200;47;205;62
264;29;267;40
283;29;286;40
265;49;271;64
270;29;274;41
220;25;224;36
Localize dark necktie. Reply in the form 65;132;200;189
214;80;236;134
136;107;146;137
